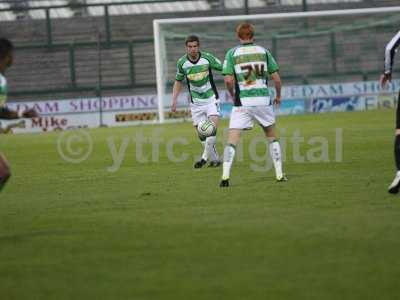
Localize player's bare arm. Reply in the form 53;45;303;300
380;73;391;88
271;72;282;107
224;75;235;98
0;106;38;119
171;80;183;112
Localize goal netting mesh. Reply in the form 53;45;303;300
154;7;400;122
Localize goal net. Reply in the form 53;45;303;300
154;7;400;123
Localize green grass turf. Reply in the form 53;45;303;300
1;109;400;299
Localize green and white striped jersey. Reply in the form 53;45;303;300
0;73;7;107
175;52;222;105
222;43;279;107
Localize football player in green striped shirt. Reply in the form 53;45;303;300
219;23;287;187
0;38;38;192
171;35;222;168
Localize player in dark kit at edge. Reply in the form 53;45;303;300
0;38;38;192
381;30;400;194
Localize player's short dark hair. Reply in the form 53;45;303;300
185;35;200;46
0;38;14;61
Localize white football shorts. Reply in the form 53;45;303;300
190;101;220;126
229;105;275;130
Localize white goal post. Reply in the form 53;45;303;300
154;6;400;123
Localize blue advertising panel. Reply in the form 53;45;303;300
311;96;365;113
276;99;305;115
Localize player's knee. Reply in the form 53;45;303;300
0;166;11;184
263;125;276;137
209;117;219;127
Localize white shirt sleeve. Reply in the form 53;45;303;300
384;30;400;75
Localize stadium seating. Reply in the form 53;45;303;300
0;0;399;100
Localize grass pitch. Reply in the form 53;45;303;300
1;109;400;299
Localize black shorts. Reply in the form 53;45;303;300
397;91;400;129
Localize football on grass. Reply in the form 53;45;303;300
197;119;216;138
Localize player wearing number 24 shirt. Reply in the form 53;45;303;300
219;23;287;187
